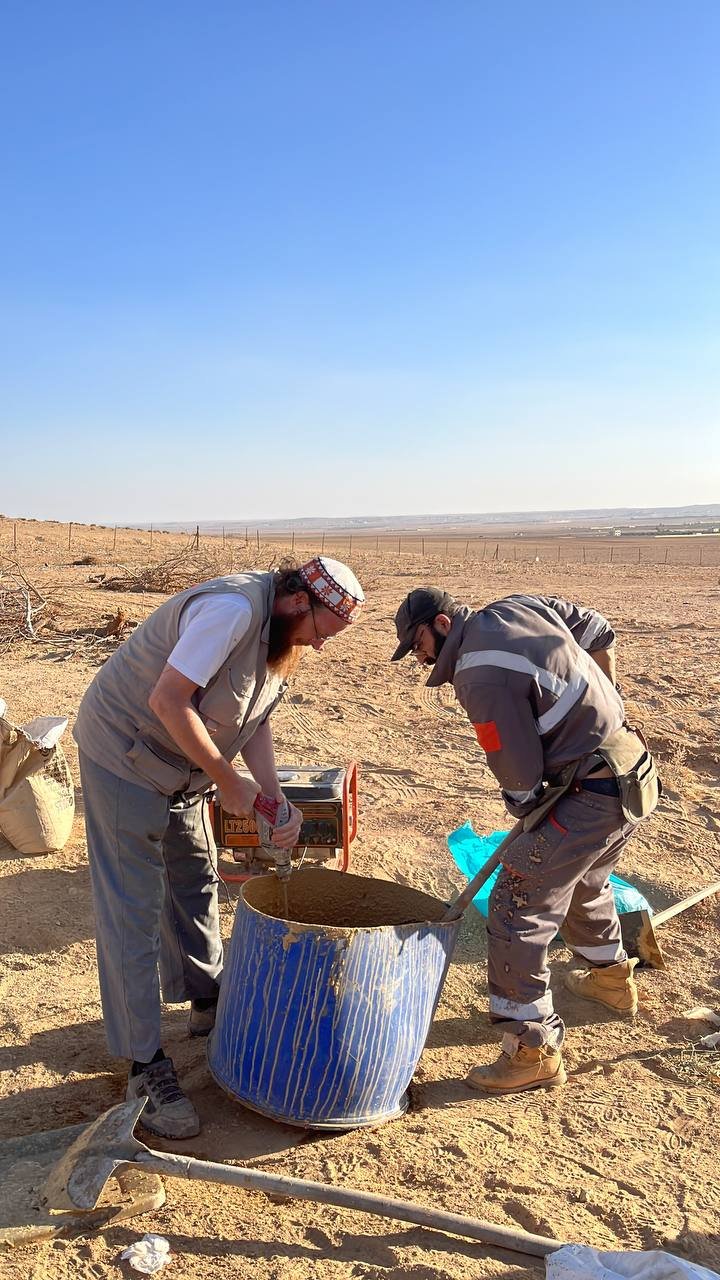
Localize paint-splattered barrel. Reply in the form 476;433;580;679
207;867;460;1129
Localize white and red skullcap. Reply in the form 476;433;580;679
298;557;365;623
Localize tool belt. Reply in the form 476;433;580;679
594;725;660;823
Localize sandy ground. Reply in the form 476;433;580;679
1;525;719;1279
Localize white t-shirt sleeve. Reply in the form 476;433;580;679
166;594;254;688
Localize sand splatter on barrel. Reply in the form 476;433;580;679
207;867;461;1129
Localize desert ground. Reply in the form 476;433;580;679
1;520;719;1280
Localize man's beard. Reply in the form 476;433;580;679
268;615;304;679
424;624;448;666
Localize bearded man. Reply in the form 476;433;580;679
74;557;364;1137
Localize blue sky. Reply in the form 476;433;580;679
1;1;718;522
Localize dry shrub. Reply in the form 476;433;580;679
72;554;100;566
0;558;48;651
100;541;278;594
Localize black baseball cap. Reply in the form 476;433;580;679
391;587;456;661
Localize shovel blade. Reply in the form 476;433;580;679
42;1099;151;1211
619;909;665;969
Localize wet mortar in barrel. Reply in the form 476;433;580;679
259;868;450;930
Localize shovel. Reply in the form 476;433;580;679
618;879;720;969
442;818;524;921
42;1099;564;1260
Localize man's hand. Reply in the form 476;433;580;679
271;801;303;849
216;772;260;816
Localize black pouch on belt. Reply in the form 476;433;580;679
595;726;661;822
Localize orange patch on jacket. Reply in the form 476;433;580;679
474;721;502;752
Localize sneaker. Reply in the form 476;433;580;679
126;1056;200;1139
466;1039;567;1095
565;957;638;1015
188;997;218;1038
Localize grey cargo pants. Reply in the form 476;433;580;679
78;751;223;1062
487;786;636;1049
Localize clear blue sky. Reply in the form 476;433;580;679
1;1;718;523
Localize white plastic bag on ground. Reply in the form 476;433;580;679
547;1245;720;1280
0;697;75;854
120;1234;172;1273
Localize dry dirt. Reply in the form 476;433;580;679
1;523;719;1279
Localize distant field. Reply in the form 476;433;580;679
2;516;719;567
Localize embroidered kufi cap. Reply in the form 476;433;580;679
298;557;365;623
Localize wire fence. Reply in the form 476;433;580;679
2;519;719;567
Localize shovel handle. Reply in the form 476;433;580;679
137;1150;564;1259
653;879;720;928
442;819;524;921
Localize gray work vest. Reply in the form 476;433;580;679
73;573;284;794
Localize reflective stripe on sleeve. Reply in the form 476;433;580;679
455;649;587;735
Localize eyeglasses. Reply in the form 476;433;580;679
411;624;428;656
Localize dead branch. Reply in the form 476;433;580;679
100;541;278;594
0;556;49;651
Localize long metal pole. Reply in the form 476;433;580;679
135;1150;563;1259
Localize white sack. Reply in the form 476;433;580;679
547;1245;720;1280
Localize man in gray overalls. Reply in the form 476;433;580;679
391;588;658;1095
74;557;364;1137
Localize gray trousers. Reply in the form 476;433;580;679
487;786;636;1049
78;751;222;1062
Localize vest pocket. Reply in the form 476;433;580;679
126;737;192;795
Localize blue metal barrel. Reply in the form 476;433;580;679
207;867;460;1129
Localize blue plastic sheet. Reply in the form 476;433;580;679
447;822;653;919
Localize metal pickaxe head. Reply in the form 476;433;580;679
42;1098;153;1212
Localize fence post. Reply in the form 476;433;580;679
664;547;668;565
637;545;641;564
464;540;469;557
113;525;117;551
195;525;200;550
481;541;486;561
321;532;326;554
582;545;586;563
291;531;295;553
699;545;703;566
398;536;402;554
68;522;73;552
245;526;248;543
610;544;614;563
256;529;260;552
376;535;379;552
222;526;225;547
557;542;561;561
150;524;153;546
422;537;426;556
493;543;499;560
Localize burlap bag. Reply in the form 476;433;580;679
0;699;75;854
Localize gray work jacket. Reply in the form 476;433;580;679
426;595;624;816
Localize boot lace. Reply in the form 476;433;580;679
142;1058;185;1107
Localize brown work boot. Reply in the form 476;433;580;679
565;957;638;1015
466;1036;567;1095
